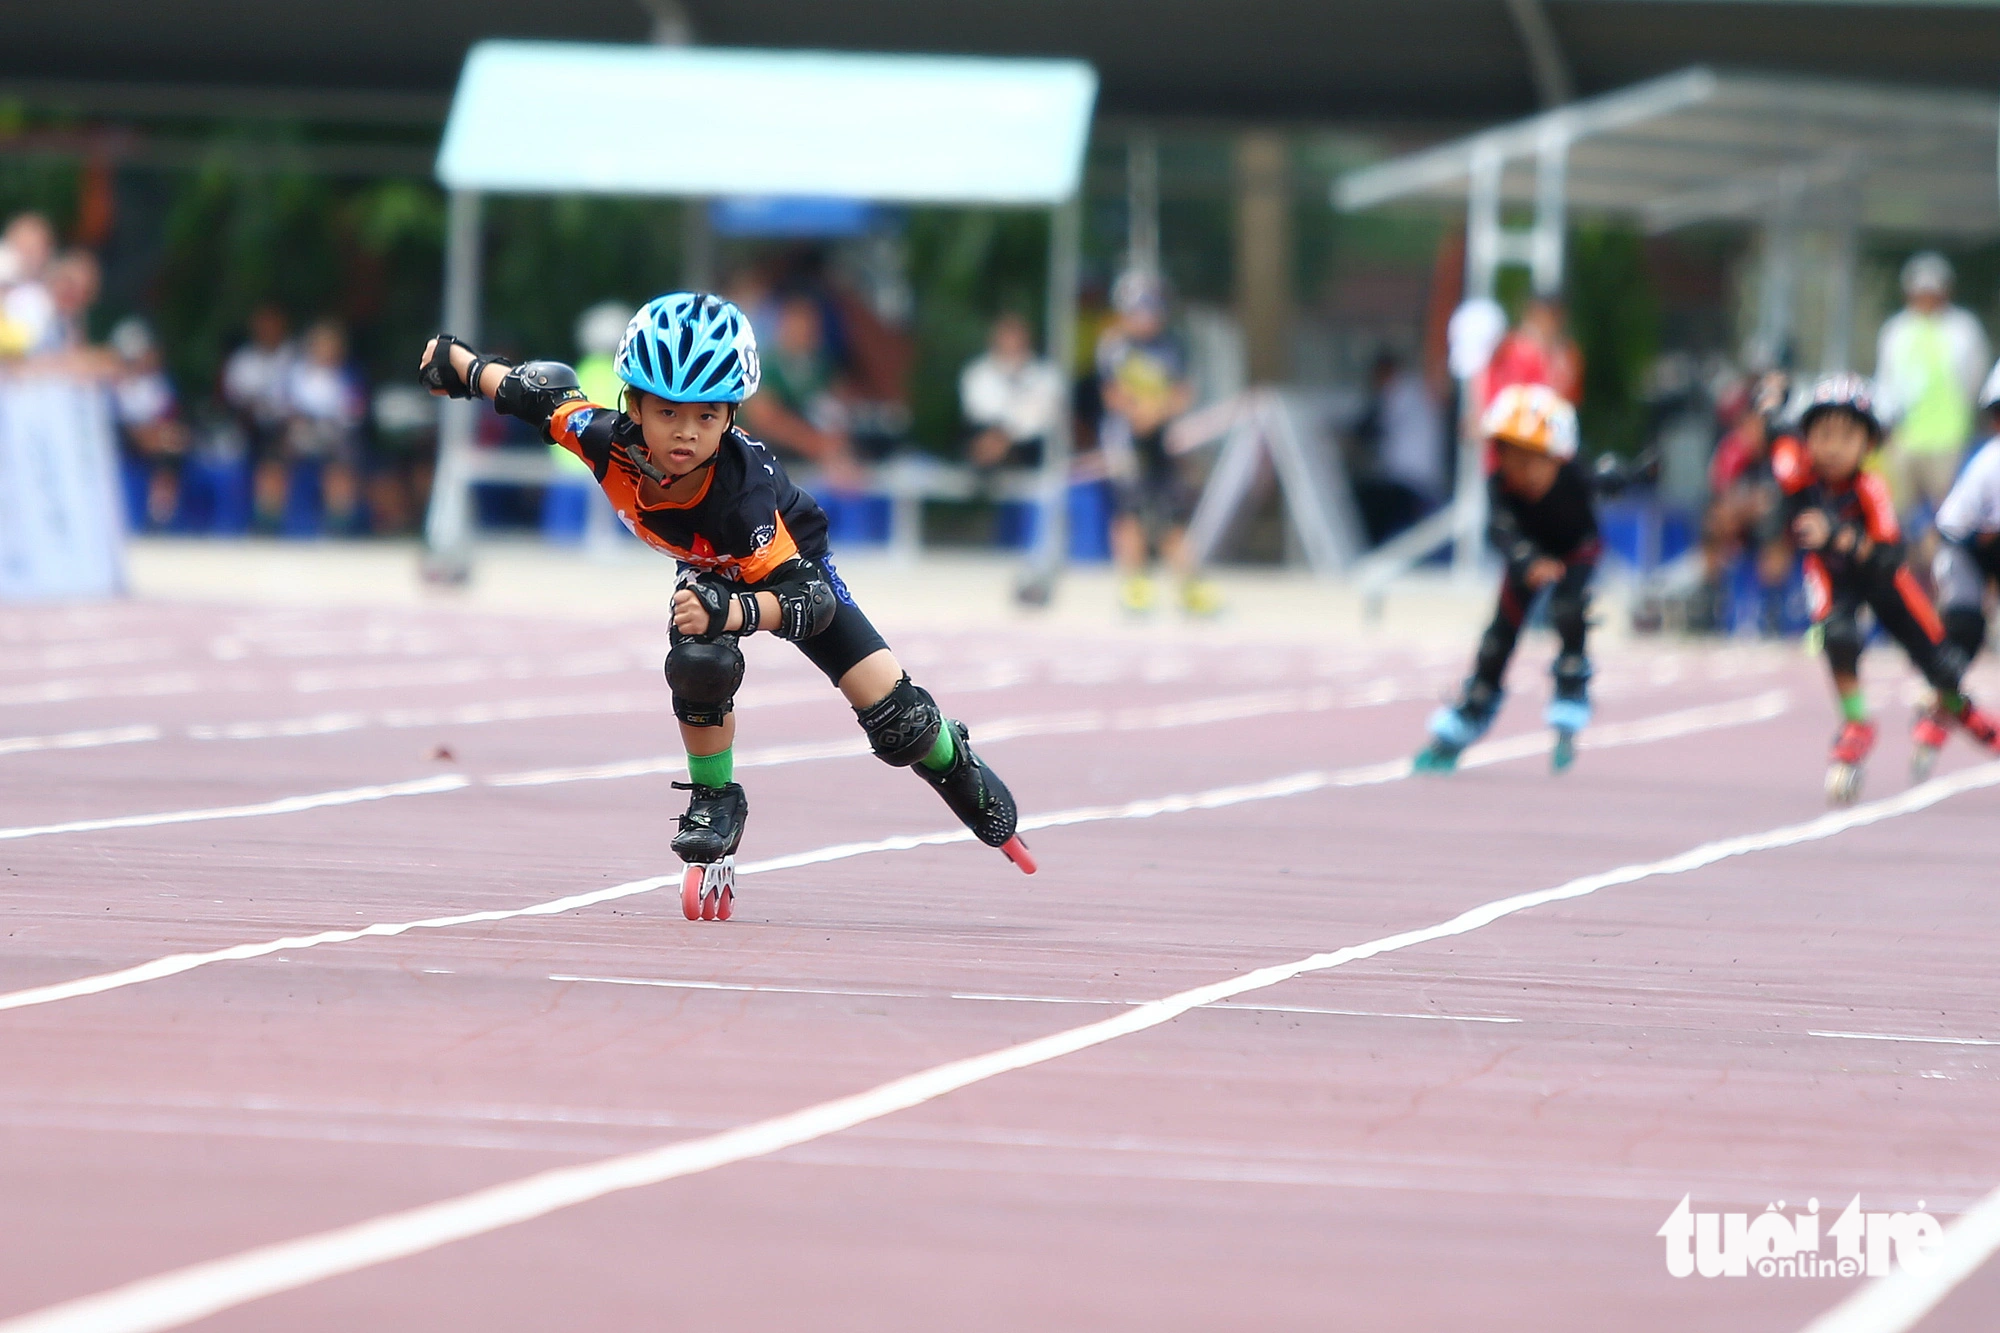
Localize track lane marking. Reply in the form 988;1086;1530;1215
0;777;468;844
545;973;1524;1024
1799;1181;2000;1333
1808;1030;2000;1046
4;752;1991;1333
0;725;161;759
0;691;1786;1012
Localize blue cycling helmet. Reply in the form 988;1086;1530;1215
615;293;762;403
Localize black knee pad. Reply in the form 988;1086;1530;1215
666;635;744;728
1821;612;1863;676
1944;606;1988;658
855;673;942;767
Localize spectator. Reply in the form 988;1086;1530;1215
281;319;367;534
1097;269;1215;616
0;212;57;357
1875;252;1990;525
959;311;1063;478
1694;370;1792;633
223;304;298;532
108;318;190;529
739;290;861;484
43;250;101;353
1483;295;1583;408
1374;348;1448;505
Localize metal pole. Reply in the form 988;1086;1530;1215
1753;167;1805;370
1021;195;1081;603
1531;121;1569;297
422;188;483;575
1454;141;1504;579
1821;185;1859;374
1126;130;1160;279
682;197;715;292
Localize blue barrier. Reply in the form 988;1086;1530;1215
1597;498;1694;573
995;479;1114;562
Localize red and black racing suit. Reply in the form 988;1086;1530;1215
1770;435;1963;693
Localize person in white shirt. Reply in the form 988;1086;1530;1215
1875;252;1991;519
109;318;190;528
282;318;366;533
1912;358;2000;775
222;304;297;531
959;312;1064;475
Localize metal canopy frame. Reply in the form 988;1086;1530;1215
423;41;1097;588
1334;65;2000;583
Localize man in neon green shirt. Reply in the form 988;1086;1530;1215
1875;252;1991;522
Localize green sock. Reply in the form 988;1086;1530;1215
1942;691;1966;714
1840;691;1869;724
919;725;957;773
686;748;733;787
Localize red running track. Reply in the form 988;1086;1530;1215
0;599;1995;1332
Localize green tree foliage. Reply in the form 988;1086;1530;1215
901;207;1050;454
1565;223;1660;457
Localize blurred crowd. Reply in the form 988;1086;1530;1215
0;208;432;538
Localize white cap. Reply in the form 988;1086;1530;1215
1447;298;1507;380
1901;251;1954;297
575;300;634;358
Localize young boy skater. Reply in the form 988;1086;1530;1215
1912;360;2000;777
1416;383;1600;774
419;294;1034;920
1772;373;2000;802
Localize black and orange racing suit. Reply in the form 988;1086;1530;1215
1771;435;1963;692
1467;460;1602;698
547;399;886;683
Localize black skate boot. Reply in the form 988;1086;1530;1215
919;721;1035;873
672;780;747;921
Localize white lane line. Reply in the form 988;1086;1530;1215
0;777;468;845
0;691;1788;1013
1798;1181;2000;1333
0;639;174;673
1809;1030;2000;1046
0;725;161;759
547;973;1524;1024
0;673;203;708
486;686;1788;791
7;761;1994;1333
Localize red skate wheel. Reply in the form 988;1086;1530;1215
700;882;721;921
681;866;704;921
1001;836;1037;875
715;886;733;921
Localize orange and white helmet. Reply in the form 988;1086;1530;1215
1482;383;1578;460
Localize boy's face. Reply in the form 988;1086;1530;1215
631;392;731;478
1805;411;1872;483
1494;440;1561;500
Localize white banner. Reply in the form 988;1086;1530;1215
0;375;127;601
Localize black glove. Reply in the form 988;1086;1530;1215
680;574;737;639
420;334;474;398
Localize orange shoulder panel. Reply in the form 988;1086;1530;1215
736;515;801;584
1770;436;1811;495
1855;472;1900;543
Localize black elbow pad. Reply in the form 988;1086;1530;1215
768;567;839;640
492;360;586;430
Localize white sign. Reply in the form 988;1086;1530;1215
0;376;127;601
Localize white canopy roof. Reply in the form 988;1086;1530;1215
436;41;1097;206
1335;67;2000;237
